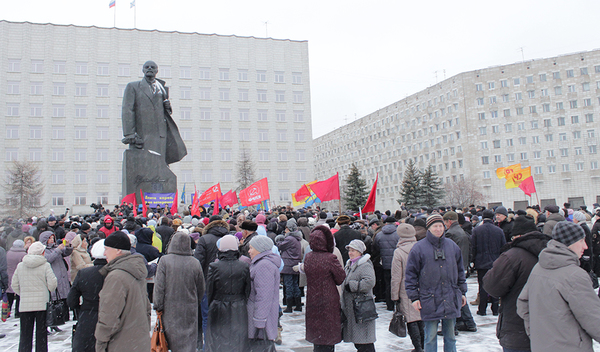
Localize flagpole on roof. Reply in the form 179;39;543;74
131;0;136;28
114;3;116;28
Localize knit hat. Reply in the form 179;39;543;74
482;209;494;219
553;221;585;247
90;239;106;259
345;239;366;254
190;232;200;242
442;211;458;221
28;242;46;255
494;206;508;217
255;214;266;225
511;215;538;237
81;223;91;232
183;215;192;224
426;214;444;229
218;235;239;252
12;239;25;248
249;235;273;253
397;223;416;238
572;211;586;223
286;219;298;232
104;231;131;250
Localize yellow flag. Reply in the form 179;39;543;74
496;163;522;179
505;166;531;189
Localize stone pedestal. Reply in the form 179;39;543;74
122;148;177;204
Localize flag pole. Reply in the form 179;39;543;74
133;1;136;28
338;172;342;214
113;3;116;28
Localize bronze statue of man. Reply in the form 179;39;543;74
121;60;187;164
121;61;187;198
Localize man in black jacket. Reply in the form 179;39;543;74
334;215;361;263
482;216;550;351
471;210;506;316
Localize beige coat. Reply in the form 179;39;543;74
70;235;92;282
390;237;421;323
12;254;57;312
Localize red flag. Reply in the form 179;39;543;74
220;190;238;207
294;184;311;202
239;178;270;206
191;190;200;217
140;189;147;217
362;174;378;213
198;183;222;205
213;196;220;216
170;190;178;215
518;176;537;196
120;193;138;216
310;173;340;202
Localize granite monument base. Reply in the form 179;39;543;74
122;148;177;204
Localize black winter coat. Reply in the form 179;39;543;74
194;220;229;279
156;225;175;253
67;259;107;352
373;224;399;270
205;250;250;352
471;219;506;270
497;220;514;243
135;228;161;262
335;225;362;263
482;231;550;350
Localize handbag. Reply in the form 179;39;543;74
352;281;378;324
46;290;67;327
247;329;276;352
388;301;407;337
151;311;169;352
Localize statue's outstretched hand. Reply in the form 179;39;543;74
122;134;144;149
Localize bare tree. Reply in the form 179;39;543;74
443;177;487;208
3;161;45;218
236;149;256;191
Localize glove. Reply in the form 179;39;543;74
292;265;299;272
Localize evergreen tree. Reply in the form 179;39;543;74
398;159;422;208
343;164;369;211
3;161;45;218
420;164;444;208
236;149;255;192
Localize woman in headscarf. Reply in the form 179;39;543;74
205;235;250;352
70;234;93;283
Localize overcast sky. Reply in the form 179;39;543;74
5;0;600;138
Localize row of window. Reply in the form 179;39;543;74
477;96;597;109
482;161;599;178
474;67;600;91
480;126;596;138
4;148;308;163
481;146;598;165
6;60;304;84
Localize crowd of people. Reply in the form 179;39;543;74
0;200;600;352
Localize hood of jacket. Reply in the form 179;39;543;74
538;239;580;270
100;253;147;280
167;232;192;256
202;220;229;237
135;227;154;245
22;254;48;268
251;250;281;267
309;225;334;253
380;223;397;235
70;234;84;250
39;231;56;248
285;230;302;241
502;231;550;255
396;237;417;253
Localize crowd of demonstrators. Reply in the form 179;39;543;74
1;200;600;351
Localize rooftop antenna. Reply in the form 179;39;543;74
443;69;446;80
344;115;348;125
519;47;525;62
434;70;438;84
264;21;269;37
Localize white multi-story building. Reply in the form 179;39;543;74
314;50;600;211
0;20;313;214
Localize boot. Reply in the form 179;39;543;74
470;293;480;306
283;298;294;313
407;322;423;352
294;297;302;312
275;327;283;345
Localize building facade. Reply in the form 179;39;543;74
314;50;600;211
1;20;313;214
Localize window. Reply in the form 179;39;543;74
259;169;270;179
544;119;551;127
572;115;580;124
494;155;502;163
220;108;230;121
5;125;18;139
540;73;547;82
7;81;19;94
488;82;495;90
528;90;535;98
274;71;284;83
541;89;549;97
74;127;87;139
201;170;212;183
548;165;556;173
296;149;306;161
575;147;583;155
506;139;514;146
562;164;570;172
74;83;87;96
52;126;65;139
256;70;267;82
52;149;64;161
592;161;599;170
515;92;522;101
219;88;230;100
490;110;498;118
501;79;508;87
483;171;491;179
278;150;288;161
97;63;109;75
555;86;562;95
74;149;86;162
180;107;191;120
258;129;268;141
566;69;574;78
514;78;520;86
293;92;303;103
52;104;65;117
74;105;86;118
492;125;499;133
532;135;540;144
220;128;231;141
570;100;578;109
180;87;191;99
481;141;488;149
199;88;211;100
502;94;510;103
30;82;43;95
507;154;515;162
503;109;511;117
520;152;528;160
6;103;19;116
200;108;211;120
276;129;287;141
588;129;596;138
558;117;565;126
516;107;524;115
97;171;109;184
478;112;486;120
292;72;302;84
257;90;267;102
180;66;191;79
548;150;555;157
117;64;130;77
96;149;108;161
219;68;230;81
295;130;305;141
97;106;109;118
199;67;210;80
531;120;538;129
573;131;581;139
259;149;269;161
542;103;550;112
529;105;537;114
221;149;231;161
239;128;250;141
545;134;553;142
583;82;590;91
275;90;285;102
584;98;592;106
278;169;288;181
29;148;42;161
53;83;65;95
519;137;527;145
8;59;21;72
479;127;486;135
586;114;594;123
31;60;44;73
238;69;248;81
200;128;211;140
239;109;249;121
221;169;232;182
200;151;212;161
161;66;171;78
276;110;286;122
482;156;489;165
258;110;268;121
180;128;192;141
475;83;483;91
477;98;484;105
576;162;584;171
533;151;541;159
97;84;109;97
568;84;576;93
559;133;567;141
29;126;42;139
561;148;569;157
505;124;512;132
581;67;589;75
238;89;249;101
52;194;64;206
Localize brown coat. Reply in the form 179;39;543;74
390;237;422;323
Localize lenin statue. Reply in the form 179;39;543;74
121;61;187;201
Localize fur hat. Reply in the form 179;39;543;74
442;211;458;221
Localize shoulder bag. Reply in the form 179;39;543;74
46;290;67;327
151;311;169;352
352;280;378;324
388;300;407;337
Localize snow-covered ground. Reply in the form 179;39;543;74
0;277;598;351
